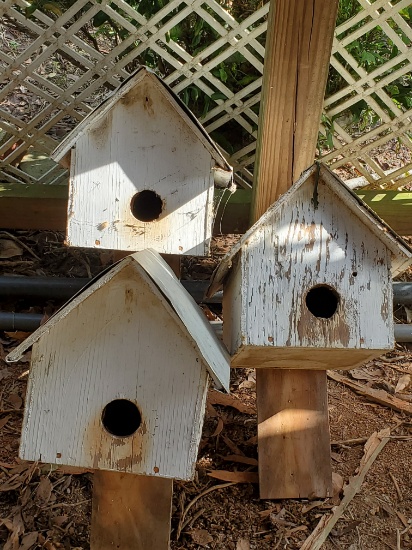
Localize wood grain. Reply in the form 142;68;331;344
251;0;338;499
91;471;172;550
68;72;214;255
251;0;339;220
257;369;332;499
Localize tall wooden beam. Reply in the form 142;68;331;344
251;0;339;499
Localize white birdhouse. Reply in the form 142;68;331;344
52;67;233;255
7;250;230;480
207;164;412;371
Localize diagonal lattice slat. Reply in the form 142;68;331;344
0;0;411;190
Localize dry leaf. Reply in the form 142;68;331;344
222;455;258;466
5;332;32;341
208;470;259;483
35;476;53;504
19;531;38;550
302;501;323;514
349;368;376;381
236;538;250;550
332;472;344;498
0;477;24;492
8;393;22;410
211;417;224;437
51;516;68;527
222;435;244;456
0;239;23;259
0;415;11;430
190;528;213;547
208;389;256;415
395;374;411;393
4;510;24;550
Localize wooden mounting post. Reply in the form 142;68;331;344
252;0;339;499
91;471;173;550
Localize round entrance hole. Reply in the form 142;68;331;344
305;285;340;319
101;399;141;437
130;190;163;222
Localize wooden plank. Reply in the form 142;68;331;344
91;471;173;550
251;0;338;499
1;183;412;236
0;183;67;231
257;370;331;499
357;190;412;237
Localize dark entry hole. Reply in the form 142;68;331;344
305;285;340;319
131;190;163;222
102;399;141;437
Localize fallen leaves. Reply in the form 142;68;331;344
189;528;213;547
300;427;391;550
395;374;411;394
208;470;259;484
207;389;256;415
0;239;23;259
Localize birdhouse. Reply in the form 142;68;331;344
52;67;233;255
206;164;412;371
7;250;230;480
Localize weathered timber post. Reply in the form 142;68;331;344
252;0;339;499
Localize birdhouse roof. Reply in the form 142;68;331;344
7;250;230;391
207;163;412;297
52;67;232;187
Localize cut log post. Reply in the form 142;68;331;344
252;0;339;499
91;471;173;550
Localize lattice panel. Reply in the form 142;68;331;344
0;0;411;189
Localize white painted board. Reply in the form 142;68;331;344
20;263;209;479
67;75;214;254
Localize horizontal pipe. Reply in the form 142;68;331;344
0;312;45;331
0;276;89;300
0;311;410;343
393;282;412;307
1;276;410;306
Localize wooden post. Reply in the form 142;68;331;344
252;0;339;499
91;471;173;550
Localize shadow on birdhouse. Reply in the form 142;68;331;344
7;250;230;480
52;67;233;255
207;163;412;370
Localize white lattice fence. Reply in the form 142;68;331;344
0;0;411;188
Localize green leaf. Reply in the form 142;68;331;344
190;86;199;102
93;10;109;27
360;51;375;66
210;92;227;101
42;1;62;16
182;89;190;106
219;67;228;82
25;3;38;16
237;74;259;86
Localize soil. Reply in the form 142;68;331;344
0;232;411;550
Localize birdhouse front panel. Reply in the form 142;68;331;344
19;263;210;480
222;168;396;370
67;75;214;255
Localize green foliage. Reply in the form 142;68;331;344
21;0;411;154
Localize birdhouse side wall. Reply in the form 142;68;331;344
20;264;209;480
238;177;394;352
222;257;243;356
67;79;214;254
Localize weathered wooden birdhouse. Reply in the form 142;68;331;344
52;67;233;255
7;250;229;480
207;164;412;370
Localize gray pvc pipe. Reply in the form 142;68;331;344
0;311;411;342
